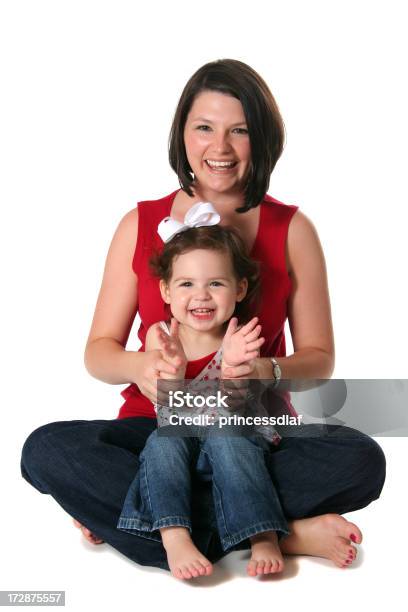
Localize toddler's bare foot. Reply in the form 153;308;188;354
73;519;104;545
280;513;362;568
247;531;284;576
161;527;213;580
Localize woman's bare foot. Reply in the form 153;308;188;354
160;527;213;580
73;519;104;545
280;514;362;568
247;531;284;576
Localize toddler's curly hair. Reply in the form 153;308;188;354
150;225;261;323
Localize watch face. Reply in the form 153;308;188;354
274;364;281;379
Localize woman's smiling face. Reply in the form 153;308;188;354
183;90;252;199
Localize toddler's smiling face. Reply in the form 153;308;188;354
160;248;247;334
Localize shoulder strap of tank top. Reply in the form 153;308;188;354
132;189;179;274
253;194;299;262
159;320;170;335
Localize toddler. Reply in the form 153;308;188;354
117;203;290;579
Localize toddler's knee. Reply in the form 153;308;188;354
143;430;192;458
203;434;262;457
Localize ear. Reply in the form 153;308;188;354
159;279;171;304
236;278;248;303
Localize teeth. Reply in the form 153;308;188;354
192;308;213;313
206;160;235;167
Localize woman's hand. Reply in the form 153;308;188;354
133;348;180;404
221;317;265;371
155;318;188;380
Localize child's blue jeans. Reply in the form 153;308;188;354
117;428;290;551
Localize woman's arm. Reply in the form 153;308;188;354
268;209;335;379
224;210;335;380
84;208;140;384
84;209;177;396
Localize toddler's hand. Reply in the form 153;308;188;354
156;318;188;380
221;317;265;370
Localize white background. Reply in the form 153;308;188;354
1;0;407;610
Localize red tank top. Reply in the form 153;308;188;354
118;188;298;419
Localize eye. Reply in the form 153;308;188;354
196;125;211;131
233;127;248;134
210;281;224;287
180;281;192;287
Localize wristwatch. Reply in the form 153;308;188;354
270;357;281;388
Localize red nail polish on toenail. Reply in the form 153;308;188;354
350;534;357;542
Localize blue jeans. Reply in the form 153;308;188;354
117;429;290;550
20;418;386;571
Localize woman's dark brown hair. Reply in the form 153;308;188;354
150;225;261;323
169;58;285;213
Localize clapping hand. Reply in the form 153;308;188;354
155;318;188;380
220;317;265;410
221;316;265;372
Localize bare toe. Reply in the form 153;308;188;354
173;567;183;580
198;559;213;575
342;546;357;566
247;560;258;577
188;565;199;578
73;518;104;544
334;552;347;568
263;561;272;574
204;563;213;576
181;565;193;579
256;560;266;575
347;522;363;544
193;562;206;576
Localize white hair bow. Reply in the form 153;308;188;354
157;201;221;243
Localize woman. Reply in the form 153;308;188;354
21;59;386;572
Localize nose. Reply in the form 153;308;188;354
212;130;232;153
193;286;211;301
